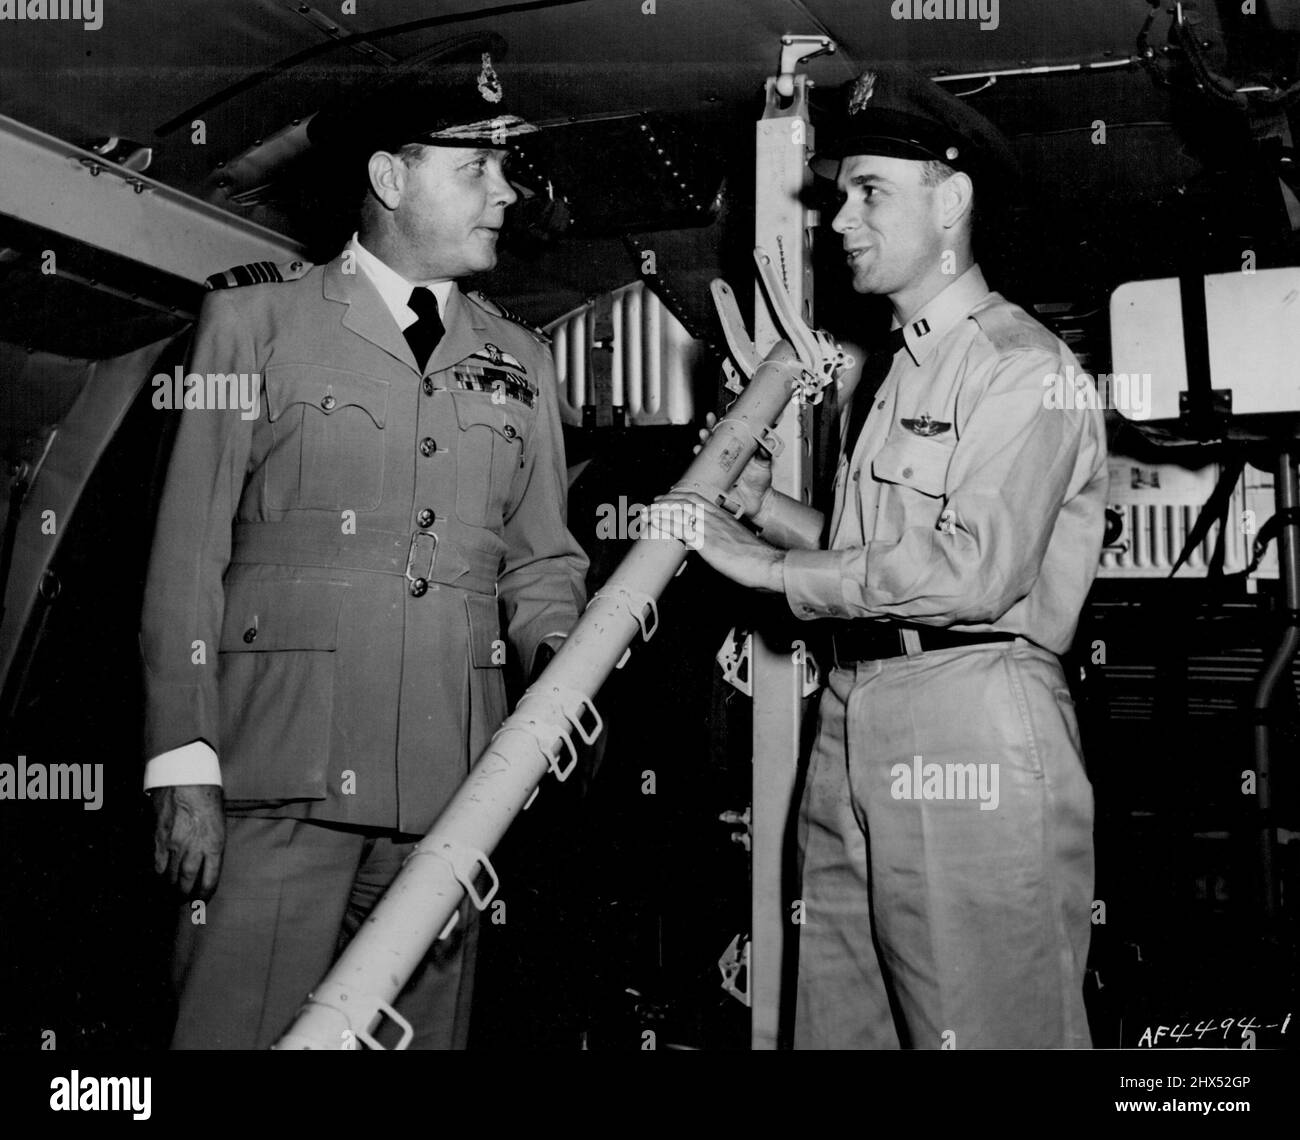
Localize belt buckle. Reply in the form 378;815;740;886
830;626;866;669
406;531;438;585
833;623;907;667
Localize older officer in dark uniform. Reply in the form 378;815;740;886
140;54;587;1049
658;68;1107;1049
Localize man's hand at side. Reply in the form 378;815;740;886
151;784;225;900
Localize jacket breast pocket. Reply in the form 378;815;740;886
871;431;956;499
263;365;389;512
216;577;348;802
451;390;528;527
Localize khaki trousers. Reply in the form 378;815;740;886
794;639;1094;1049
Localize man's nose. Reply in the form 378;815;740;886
830;200;855;235
492;167;518;208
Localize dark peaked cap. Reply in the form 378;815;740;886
811;65;1018;191
308;45;537;165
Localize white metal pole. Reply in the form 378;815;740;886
749;62;822;1051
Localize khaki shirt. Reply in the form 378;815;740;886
782;266;1108;655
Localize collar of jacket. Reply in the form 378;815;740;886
322;252;489;375
895;263;991;367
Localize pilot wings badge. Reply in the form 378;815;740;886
900;414;952;438
848;71;877;115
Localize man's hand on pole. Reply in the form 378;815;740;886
649;491;786;593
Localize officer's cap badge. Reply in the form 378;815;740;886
848;71;877;115
478;53;504;104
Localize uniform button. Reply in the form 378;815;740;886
503;423;518;440
242;627;257;644
320;394;336;411
419;437;437;457
851;471;860;481
901;467;913;479
409;578;428;598
877;400;885;409
417;508;435;528
422;377;434;396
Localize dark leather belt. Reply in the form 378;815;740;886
830;621;1016;667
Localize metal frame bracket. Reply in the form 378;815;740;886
717;627;754;696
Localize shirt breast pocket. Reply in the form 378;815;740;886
450;390;530;527
871;431;955;499
263;365;389;512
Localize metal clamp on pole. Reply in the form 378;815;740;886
592;584;660;643
351;998;413;1051
714;417;786;460
751;248;855;401
406;838;500;944
285;981;415;1052
711;251;852;405
491;721;578;785
554;687;604;745
438;839;501;911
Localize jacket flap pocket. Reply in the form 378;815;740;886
465;593;504;669
449;388;529;440
871;433;955;498
264;365;389;428
219;578;348;652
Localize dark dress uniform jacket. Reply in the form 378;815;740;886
140;253;588;835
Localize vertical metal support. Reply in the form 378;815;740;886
749;45;828;1049
1252;444;1300;923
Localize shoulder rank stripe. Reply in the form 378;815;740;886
205;257;313;291
469;290;552;344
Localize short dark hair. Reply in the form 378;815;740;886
920;159;956;187
919;158;977;232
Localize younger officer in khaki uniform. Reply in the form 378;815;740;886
140;54;587;1049
657;68;1107;1048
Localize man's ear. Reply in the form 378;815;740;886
939;170;974;231
367;151;405;212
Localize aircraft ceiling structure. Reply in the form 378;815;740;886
0;1;1296;331
0;0;1157;171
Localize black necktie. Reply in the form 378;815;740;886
404;287;445;371
842;326;907;459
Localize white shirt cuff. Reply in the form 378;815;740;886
143;741;222;792
782;548;854;620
